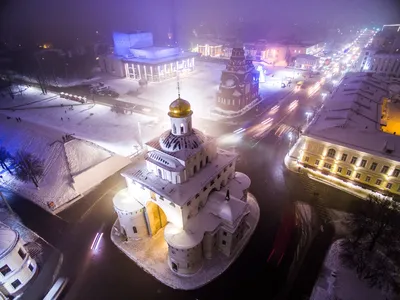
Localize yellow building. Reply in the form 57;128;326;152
297;73;400;196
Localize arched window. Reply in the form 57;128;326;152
327;148;336;158
206;156;209;164
172;124;176;134
158;169;162;178
180;124;184;134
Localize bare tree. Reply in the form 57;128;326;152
0;146;13;174
14;151;44;188
340;195;400;294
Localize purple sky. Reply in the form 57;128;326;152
1;0;399;44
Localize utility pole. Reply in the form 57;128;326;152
0;191;14;215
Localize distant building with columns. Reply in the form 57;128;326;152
99;31;198;82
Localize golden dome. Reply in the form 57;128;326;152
168;98;192;118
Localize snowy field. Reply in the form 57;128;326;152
0;87;160;156
111;194;260;290
101;62;300;120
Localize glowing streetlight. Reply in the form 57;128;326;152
305;112;313;124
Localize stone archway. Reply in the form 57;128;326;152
146;201;168;236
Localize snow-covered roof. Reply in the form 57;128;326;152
0;227;18;258
146;128;212;161
113;188;144;213
164;180;249;250
305;73;400;160
122;149;237;206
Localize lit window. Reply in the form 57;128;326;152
366;176;371;182
337;167;343;173
346;170;352;176
370;162;377;171
386;183;393;189
375;179;382;186
315;160;320;166
381;166;389;174
356;173;361;179
350;156;358;164
360;159;367;167
323;163;332;169
327;149;336;158
341;154;348;161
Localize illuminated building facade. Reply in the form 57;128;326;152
296;73;400;196
113;98;253;276
99;31;198;82
0;227;37;297
192;42;223;57
216;46;261;113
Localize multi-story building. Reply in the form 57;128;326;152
99;32;198;82
0;226;37;297
192;41;224;57
295;72;400;196
112;97;255;276
357;24;400;77
215;45;261;115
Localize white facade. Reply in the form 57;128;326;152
113;97;252;276
358;50;400;77
0;228;37;297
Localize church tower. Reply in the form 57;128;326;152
215;43;261;114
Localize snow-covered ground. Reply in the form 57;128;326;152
0;87;159;157
111;193;260;290
310;240;390;300
101;62;300;120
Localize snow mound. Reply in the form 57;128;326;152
64;139;112;176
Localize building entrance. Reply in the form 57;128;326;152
146;201;167;236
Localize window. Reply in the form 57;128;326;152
315;160;320;166
381;166;389;174
210;180;215;185
350;156;358;165
323;163;332;169
356;173;361;179
159;196;164;200
170;202;175;207
222;240;226;245
217;174;221;179
346;170;352;176
203;187;207;192
305;156;309;162
224;167;227;172
375;179;382;186
28;264;34;272
133;226;137;234
360;159;367;168
223;231;227;236
392;169;400;177
341;154;348;161
386;183;393;189
11;279;21;289
370;162;377;171
18;248;26;260
0;265;11;276
337;167;343;173
187;201;191;207
366;176;371;182
327;149;336;158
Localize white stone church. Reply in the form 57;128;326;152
113;96;255;276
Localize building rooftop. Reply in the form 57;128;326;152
0;226;18;258
122;149;237;206
113;51;198;65
305;72;400;161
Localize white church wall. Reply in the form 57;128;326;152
116;208;148;239
218;228;233;257
167;242;203;275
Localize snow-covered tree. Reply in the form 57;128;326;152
14;151;44;188
0;146;13;174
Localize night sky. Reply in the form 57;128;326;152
1;0;400;45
